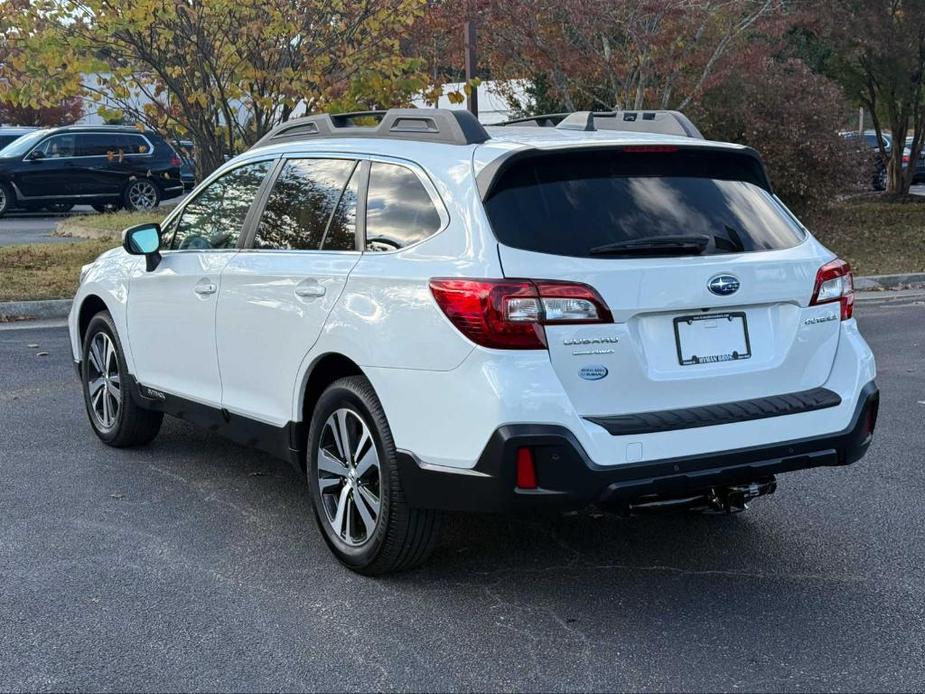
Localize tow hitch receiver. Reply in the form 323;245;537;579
609;477;777;516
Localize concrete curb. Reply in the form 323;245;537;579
3;272;924;322
854;272;925;291
0;299;72;321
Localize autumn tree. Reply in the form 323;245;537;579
693;57;863;217
412;0;786;112
0;98;84;126
4;0;426;177
811;0;925;194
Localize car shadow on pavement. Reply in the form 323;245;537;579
130;416;821;585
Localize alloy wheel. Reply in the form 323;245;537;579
0;186;7;214
128;180;158;209
87;332;121;430
317;408;382;546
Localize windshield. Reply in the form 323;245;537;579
483;148;805;258
0;129;51;158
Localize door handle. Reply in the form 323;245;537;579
294;284;326;298
194;283;217;296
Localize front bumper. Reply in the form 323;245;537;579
396;381;879;513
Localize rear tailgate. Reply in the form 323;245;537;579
498;244;840;416
484;145;843;418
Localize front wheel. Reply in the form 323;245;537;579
123;179;160;211
307;376;440;575
81;311;163;447
0;182;12;217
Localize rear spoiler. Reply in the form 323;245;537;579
475;144;773;201
495;110;704;139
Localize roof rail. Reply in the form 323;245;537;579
252;108;491;149
493;113;569;127
495;110;703;139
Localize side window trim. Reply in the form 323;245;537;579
239;157;285;250
354;160;370;254
318;160;359;250
362;157;449;254
160;156;280;252
240;153;366;252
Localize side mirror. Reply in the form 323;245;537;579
27;150;45;161
123;223;162;271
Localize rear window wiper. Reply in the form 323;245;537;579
589;234;710;256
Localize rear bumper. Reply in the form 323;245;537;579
396;381;879;513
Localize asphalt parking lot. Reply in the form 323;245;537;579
1;298;923;692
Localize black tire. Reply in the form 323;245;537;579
0;182;12;217
92;203;122;213
123;179;161;211
875;168;887;191
81;311;163;447
307;376;440;575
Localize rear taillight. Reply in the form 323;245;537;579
170;155;182;168
429;278;613;349
810;259;854;320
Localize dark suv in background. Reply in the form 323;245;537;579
0;126;40;151
0;125;184;217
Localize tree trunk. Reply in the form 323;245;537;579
191;129;227;181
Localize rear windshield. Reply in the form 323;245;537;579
483;149;805;258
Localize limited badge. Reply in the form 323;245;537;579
579;365;608;381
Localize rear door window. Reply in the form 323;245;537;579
483;149;805;258
365;162;441;252
254;158;358;251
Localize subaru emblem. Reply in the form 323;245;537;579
708;274;740;296
579;365;608;381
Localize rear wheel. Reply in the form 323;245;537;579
307;376;440;575
876;168;887;191
81;311;163;447
123;179;160;211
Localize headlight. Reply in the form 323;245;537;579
79;263;92;284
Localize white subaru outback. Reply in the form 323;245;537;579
68;109;879;574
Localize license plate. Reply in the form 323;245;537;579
673;312;751;366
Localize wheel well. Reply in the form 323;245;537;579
78;295;108;340
299;353;364;466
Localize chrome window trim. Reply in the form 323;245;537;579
22;132;156;162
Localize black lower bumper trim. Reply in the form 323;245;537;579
585;387;841;436
396;381;879;513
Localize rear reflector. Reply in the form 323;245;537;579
429;278;612;349
810;259;854;320
515;448;538;489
